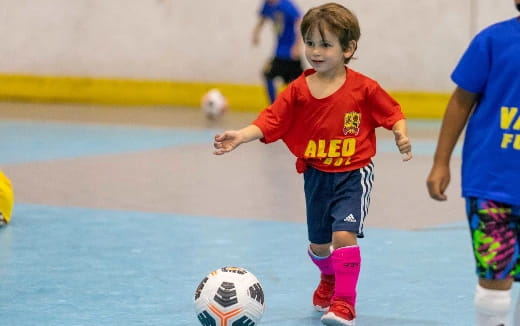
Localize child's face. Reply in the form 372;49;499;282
303;26;354;75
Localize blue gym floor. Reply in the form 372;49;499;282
0;106;505;325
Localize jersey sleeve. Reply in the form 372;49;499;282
252;84;295;144
259;2;270;18
285;0;301;19
366;84;405;130
451;32;490;94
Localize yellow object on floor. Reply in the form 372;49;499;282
0;170;14;224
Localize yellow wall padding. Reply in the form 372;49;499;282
0;74;449;119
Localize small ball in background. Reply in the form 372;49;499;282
201;89;228;120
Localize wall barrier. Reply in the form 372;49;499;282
0;74;449;119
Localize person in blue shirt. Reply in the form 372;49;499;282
252;0;303;104
427;1;520;324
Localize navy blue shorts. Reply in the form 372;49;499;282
303;163;374;244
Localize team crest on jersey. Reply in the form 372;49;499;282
343;112;361;136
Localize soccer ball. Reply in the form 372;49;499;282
194;266;265;325
201;89;228;120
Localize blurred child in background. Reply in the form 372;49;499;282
252;0;303;103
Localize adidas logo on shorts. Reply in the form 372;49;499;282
343;214;357;223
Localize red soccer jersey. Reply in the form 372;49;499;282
253;67;405;173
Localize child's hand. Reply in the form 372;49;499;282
213;130;243;155
426;165;450;201
393;130;412;161
213;125;263;155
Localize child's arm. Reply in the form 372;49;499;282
213;125;264;155
290;18;303;60
427;86;477;201
252;17;267;46
392;119;412;161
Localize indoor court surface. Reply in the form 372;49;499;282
0;102;513;325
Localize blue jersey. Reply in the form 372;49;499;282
260;0;301;59
451;17;520;205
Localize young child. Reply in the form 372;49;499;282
252;0;303;103
216;3;412;325
426;1;520;325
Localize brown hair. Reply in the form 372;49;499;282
300;2;361;63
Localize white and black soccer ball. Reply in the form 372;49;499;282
201;89;228;120
194;266;265;326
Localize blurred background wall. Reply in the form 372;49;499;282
0;0;516;116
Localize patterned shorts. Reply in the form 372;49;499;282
466;197;520;280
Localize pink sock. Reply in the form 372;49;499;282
308;247;334;275
331;246;361;306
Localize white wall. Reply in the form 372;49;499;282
0;0;516;91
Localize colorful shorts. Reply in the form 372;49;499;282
466;197;520;280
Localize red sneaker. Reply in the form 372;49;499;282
320;298;356;325
313;273;335;311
